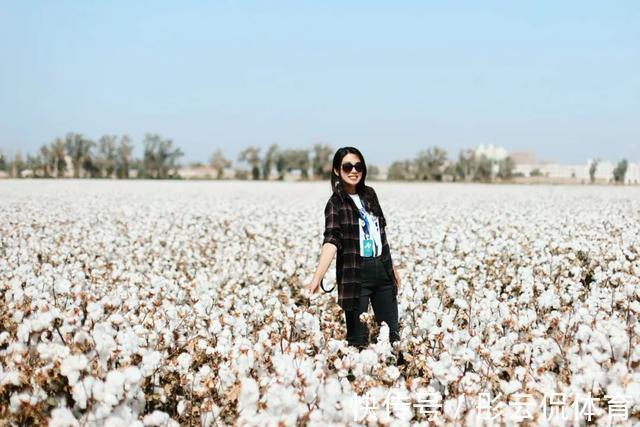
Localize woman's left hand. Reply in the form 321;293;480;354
392;265;401;291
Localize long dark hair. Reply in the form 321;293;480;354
330;147;382;217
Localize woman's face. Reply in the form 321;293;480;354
335;152;363;187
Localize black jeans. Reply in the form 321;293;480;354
344;256;400;349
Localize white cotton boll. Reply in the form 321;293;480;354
417;312;435;334
327;339;346;354
209;319;222;335
109;313;125;326
609;331;628;360
444;396;467;421
60;354;88;386
238;376;259;416
91;379;106;403
9;392;38;413
93;323;117;366
218;362;235;388
143;410;170;426
104;415;131;427
427;297;441;312
537;289;559;310
141;351;162;377
0;371;21;387
459;372;481;394
54;278;72;295
73;330;93;347
0;331;9;347
384;365;401;382
455;347;476;364
16;322;31;343
317;376;342;413
272;353;296;384
298;312;319;334
575;324;592;342
454;298;469;311
386;385;412;421
116;329;140;355
72;376;95;409
37;342;70;361
12;309;24;324
87;302;104;322
430;353;461;387
103;370;126;406
176;353;192;373
359;349;379;372
123;366;142;385
373;323;394;360
49;406;79;427
264;382;303;418
177;400;186;416
32;310;58;332
499;379;521;395
625;382;640;411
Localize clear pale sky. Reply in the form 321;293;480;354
1;1;638;166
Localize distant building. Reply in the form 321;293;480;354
626;163;640;184
178;165;216;179
375;165;389;181
177;165;233;179
513;159;639;184
475;144;508;161
510;151;536;165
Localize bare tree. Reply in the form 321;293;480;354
589;158;599;184
312;143;333;180
262;144;278;180
415;147;447;181
116;136;133;179
238;146;261;180
39;144;54;177
275;149;310;180
387;160;414;181
141;134;184;179
96;135;118;178
209;149;231;179
64;133;94;178
497;156;515;180
50;138;67;177
10;152;25;178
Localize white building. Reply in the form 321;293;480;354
475;144;509;161
513;159;639;184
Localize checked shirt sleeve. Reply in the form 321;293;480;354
322;198;342;251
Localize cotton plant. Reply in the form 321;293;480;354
0;181;639;424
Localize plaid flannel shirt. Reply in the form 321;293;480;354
322;184;398;311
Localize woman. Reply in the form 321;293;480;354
306;146;403;356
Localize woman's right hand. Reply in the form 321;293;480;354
306;277;321;297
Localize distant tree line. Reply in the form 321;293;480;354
0;136;632;184
387;147;516;183
0;132;183;179
224;143;336;181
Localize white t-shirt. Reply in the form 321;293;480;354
348;193;383;257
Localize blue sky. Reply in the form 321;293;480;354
1;1;638;165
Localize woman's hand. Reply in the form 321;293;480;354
392;265;401;291
306;277;321;297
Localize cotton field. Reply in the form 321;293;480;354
1;180;639;426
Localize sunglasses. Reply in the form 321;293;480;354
341;162;364;173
